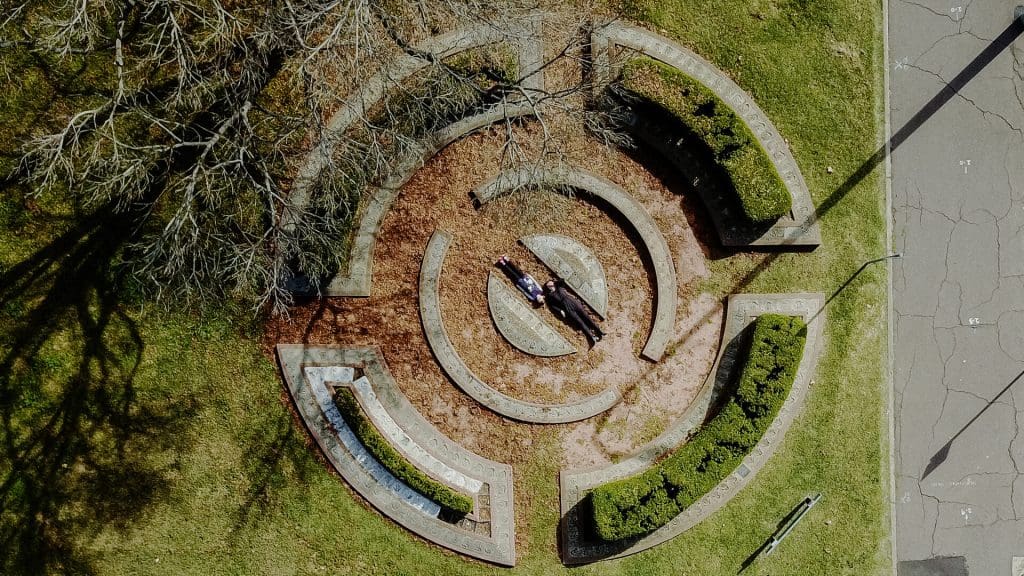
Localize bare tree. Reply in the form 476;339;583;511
5;0;607;313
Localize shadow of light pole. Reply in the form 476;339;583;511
728;15;1024;574
921;368;1024;480
810;17;1024;225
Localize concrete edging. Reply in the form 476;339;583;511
288;15;544;230
591;21;821;247
881;0;899;572
282;17;545;297
487;272;577;357
277;344;516;566
472;167;677;362
419;229;621;423
520;234;609;318
325;103;537;296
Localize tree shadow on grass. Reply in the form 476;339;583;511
229;402;322;537
0;208;197;575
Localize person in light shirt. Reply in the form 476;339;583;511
495;255;545;306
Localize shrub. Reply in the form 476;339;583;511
590;468;678;541
589;314;806;541
334;388;475;515
446;46;520;86
619;57;792;223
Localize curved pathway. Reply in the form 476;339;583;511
591;22;820;247
419;229;621;423
472;167;677;362
558;293;825;564
277;344;516;566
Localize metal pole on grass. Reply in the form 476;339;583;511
740;493;823;573
764;493;822;556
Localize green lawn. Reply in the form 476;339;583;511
0;0;889;574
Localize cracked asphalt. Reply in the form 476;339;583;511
891;1;1024;574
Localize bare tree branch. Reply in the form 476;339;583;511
11;0;613;314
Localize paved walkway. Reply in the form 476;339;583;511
890;3;1024;574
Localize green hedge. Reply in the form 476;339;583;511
619;57;792;223
334;388;475;515
590;314;806;541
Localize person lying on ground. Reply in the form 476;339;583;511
544;280;604;344
495;255;545;305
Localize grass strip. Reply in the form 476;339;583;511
590;314;806;541
619;56;791;222
334;387;475;515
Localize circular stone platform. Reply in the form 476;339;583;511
520;234;608;318
420;229;621;424
472;167;677;362
487;272;576;357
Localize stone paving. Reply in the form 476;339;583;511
472;167;677;362
558;293;825;564
277;344;516;566
419;229;621;423
521;234;609;318
590;22;820;247
487;272;576;357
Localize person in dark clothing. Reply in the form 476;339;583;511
495;255;545;305
544;280;604;344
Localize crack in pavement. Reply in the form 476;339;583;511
904;62;1024;139
898;0;960;24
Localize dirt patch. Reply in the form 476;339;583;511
559;292;723;469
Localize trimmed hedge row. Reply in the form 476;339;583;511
619;57;792;223
334;387;475;515
589;314;807;541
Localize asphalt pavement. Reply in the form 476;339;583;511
890;1;1024;575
